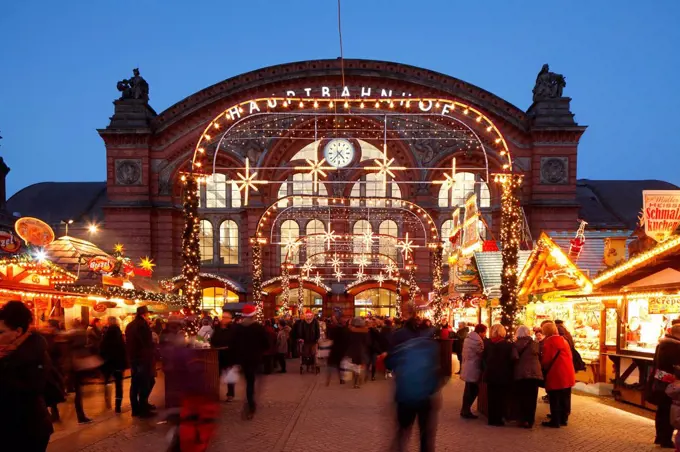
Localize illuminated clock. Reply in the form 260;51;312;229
323;138;355;168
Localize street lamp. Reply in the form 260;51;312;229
61;219;74;236
88;223;98;234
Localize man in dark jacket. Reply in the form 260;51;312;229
297;310;320;371
125;306;155;417
211;311;236;401
652;324;680;447
386;316;440;452
454;322;470;375
100;316;127;413
0;301;54;451
230;304;268;419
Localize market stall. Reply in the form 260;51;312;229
590;234;680;408
517;233;600;383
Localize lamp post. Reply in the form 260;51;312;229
61;219;74;236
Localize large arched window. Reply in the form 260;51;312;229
201;287;239;312
441;219;454;262
354;288;398;317
199;173;242;208
353;220;372;261
350;175;401;207
438;172;490;208
280;220;300;264
199;220;214;264
219;220;239;265
306;219;325;264
379;220;398;261
276;287;323;313
277;173;328;207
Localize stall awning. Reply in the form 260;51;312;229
474;251;532;299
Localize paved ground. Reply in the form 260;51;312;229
48;363;660;452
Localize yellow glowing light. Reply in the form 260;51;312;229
114;243;125;253
88;224;98;234
366;145;406;190
294;156;334;193
139;256;156;272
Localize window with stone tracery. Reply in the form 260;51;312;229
350;175;401;207
199;220;214;264
219;220;239;265
305;219;325;265
280;220;300;265
198;173;242;209
437;172;490;208
379;220;398;261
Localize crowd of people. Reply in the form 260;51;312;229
4;296;680;451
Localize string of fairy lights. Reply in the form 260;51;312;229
176;94;525;328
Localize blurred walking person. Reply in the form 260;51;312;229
459;324;487;419
276;320;291;373
512;325;543;428
347;317;371;388
0;301;54;451
125;306;156;418
68;318;99;424
326;316;349;385
100;316;127;413
454;322;469;375
386;315;440;452
211;311;236;401
230;304;268;419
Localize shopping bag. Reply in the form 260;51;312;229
220;366;240;385
73;354;104;371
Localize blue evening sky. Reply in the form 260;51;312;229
1;1;679;197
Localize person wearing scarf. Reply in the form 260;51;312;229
0;301;53;451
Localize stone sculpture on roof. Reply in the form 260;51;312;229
532;64;566;101
117;68;149;101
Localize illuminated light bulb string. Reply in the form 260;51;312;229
181;174;202;335
494;173;524;334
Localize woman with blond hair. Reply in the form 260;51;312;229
540;321;575;428
484;324;514;426
512;325;542;428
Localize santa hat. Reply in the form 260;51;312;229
304;309;312;315
242;304;257;317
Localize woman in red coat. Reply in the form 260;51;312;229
540;321;575;428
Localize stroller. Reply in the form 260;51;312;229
299;342;320;374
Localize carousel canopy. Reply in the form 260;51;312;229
43;236;111;285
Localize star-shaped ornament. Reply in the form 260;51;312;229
232;158;268;206
334;269;344;282
313;272;323;287
376;272;386;287
397;232;418;261
323;225;338;250
301;261;315;277
330;254;342;270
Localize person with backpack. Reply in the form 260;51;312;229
385;315;440;452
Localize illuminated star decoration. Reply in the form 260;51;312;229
330;254;342;270
433;157;457;201
376;272;386;287
294;155;334;193
367;145;406;190
232;158;268;206
302;261;315;277
322;225;338;250
397;232;418;261
114;243;125;254
385;261;397;278
139;256;156;272
361;230;375;251
355;270;365;281
334;269;344;282
357;254;370;270
283;232;300;262
313;272;323;287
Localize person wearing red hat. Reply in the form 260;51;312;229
229;304;268;419
296;309;320;373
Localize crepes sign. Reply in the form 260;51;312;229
643;190;680;243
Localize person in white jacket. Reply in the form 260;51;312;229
460;323;487;419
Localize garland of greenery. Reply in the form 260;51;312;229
181;174;201;335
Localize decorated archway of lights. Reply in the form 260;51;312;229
181;95;522;327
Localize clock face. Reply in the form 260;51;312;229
324;139;354;168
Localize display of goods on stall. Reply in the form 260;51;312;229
14;217;55;246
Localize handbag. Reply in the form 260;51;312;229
539;350;561;388
221;366;240;385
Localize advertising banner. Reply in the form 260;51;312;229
642;190;680;243
648;296;680;315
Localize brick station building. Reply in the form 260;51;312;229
7;59;678;317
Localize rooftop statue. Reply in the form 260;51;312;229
532;64;566;102
117;68;149;101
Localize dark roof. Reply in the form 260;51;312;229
576;179;680;229
7;182;106;226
